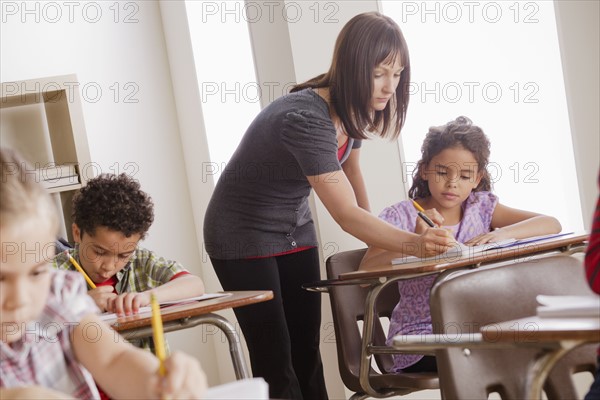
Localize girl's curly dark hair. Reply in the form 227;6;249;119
409;116;492;200
72;173;154;239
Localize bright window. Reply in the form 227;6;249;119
381;0;583;232
185;1;261;181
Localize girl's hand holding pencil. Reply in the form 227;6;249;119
411;201;457;257
412;200;445;233
153;352;207;399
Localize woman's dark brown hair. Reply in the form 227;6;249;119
409;116;492;199
291;12;410;140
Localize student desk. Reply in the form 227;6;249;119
480;316;600;400
304;233;588;397
108;290;274;380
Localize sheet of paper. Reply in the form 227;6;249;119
391;239;516;265
159;292;231;305
204;378;268;399
488;232;574;249
536;295;600;318
99;292;232;321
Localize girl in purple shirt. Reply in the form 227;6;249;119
360;116;562;373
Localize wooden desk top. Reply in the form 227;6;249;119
338;232;588;281
480;316;600;343
110;290;273;332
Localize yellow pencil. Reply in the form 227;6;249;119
150;293;167;377
411;199;436;228
411;199;426;213
66;252;96;289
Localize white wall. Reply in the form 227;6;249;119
158;0;243;386
0;0;221;386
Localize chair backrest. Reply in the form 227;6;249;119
430;253;597;399
326;248;438;397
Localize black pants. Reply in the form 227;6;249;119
402;355;438;373
210;248;328;400
585;355;600;400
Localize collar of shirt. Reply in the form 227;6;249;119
71;245;136;285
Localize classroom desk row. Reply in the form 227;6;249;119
106;290;274;380
391;315;600;400
481;316;600;399
303;232;596;399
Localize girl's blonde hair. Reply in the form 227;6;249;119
0;147;59;235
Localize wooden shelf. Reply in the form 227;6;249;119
1;74;92;242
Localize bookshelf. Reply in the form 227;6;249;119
1;74;92;242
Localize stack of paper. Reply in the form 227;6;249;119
536;295;600;318
25;163;80;190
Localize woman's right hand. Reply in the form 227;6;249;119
416;227;456;258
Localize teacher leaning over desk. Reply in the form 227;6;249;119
203;12;454;400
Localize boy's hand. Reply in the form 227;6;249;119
154;352;207;400
109;292;151;316
88;286;117;312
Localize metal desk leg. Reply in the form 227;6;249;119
525;341;581;400
359;283;387;398
119;313;251;380
200;313;251;380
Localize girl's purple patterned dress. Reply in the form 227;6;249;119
381;191;498;371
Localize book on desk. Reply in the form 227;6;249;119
99;293;232;322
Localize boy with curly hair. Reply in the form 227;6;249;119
52;173;205;350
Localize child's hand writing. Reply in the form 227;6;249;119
152;352;207;399
109;292;151;316
414;208;444;234
88;286;117;312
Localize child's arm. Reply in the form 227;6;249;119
0;387;74;399
110;274;205;316
464;203;562;245
73;313;207;399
